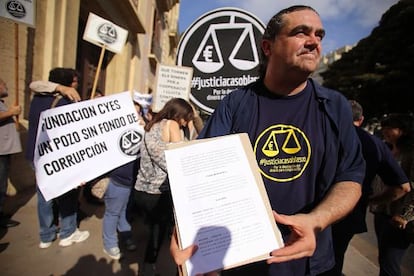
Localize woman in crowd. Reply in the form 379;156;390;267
134;98;196;275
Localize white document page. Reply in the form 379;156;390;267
165;133;284;276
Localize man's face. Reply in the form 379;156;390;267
0;81;8;98
263;9;325;75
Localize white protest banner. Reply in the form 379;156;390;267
153;64;193;112
83;12;128;54
0;0;36;27
34;92;144;201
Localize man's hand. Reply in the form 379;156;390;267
0;104;21;121
170;227;198;266
267;211;317;264
170;228;219;276
56;85;81;102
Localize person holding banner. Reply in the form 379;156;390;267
29;70;81;102
0;78;21;228
29;74;104;206
26;68;89;249
170;5;365;276
134;98;196;275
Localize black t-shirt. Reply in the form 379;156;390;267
250;80;325;215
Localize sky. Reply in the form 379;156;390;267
178;0;400;55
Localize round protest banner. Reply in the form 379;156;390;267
177;8;265;113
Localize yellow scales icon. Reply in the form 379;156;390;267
262;128;301;157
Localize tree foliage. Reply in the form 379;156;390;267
321;0;414;119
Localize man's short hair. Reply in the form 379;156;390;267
259;5;318;78
262;5;318;41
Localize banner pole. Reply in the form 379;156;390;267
90;45;106;99
14;23;19;129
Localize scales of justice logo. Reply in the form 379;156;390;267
6;0;26;18
119;129;142;156
192;19;260;74
254;125;311;182
97;22;118;44
177;8;265;113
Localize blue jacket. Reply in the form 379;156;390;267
198;78;365;275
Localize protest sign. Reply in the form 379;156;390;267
177;8;264;114
83;12;128;54
1;0;37;125
0;0;36;27
152;64;193;112
82;12;128;98
34;92;144;201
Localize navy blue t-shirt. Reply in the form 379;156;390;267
250;81;325;216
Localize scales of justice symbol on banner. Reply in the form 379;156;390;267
192;21;260;74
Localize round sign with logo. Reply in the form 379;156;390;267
6;0;26;18
118;129;142;156
98;23;118;44
177;8;265;114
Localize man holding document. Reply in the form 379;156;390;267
170;5;365;276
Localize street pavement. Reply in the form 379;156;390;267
1;186;413;276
